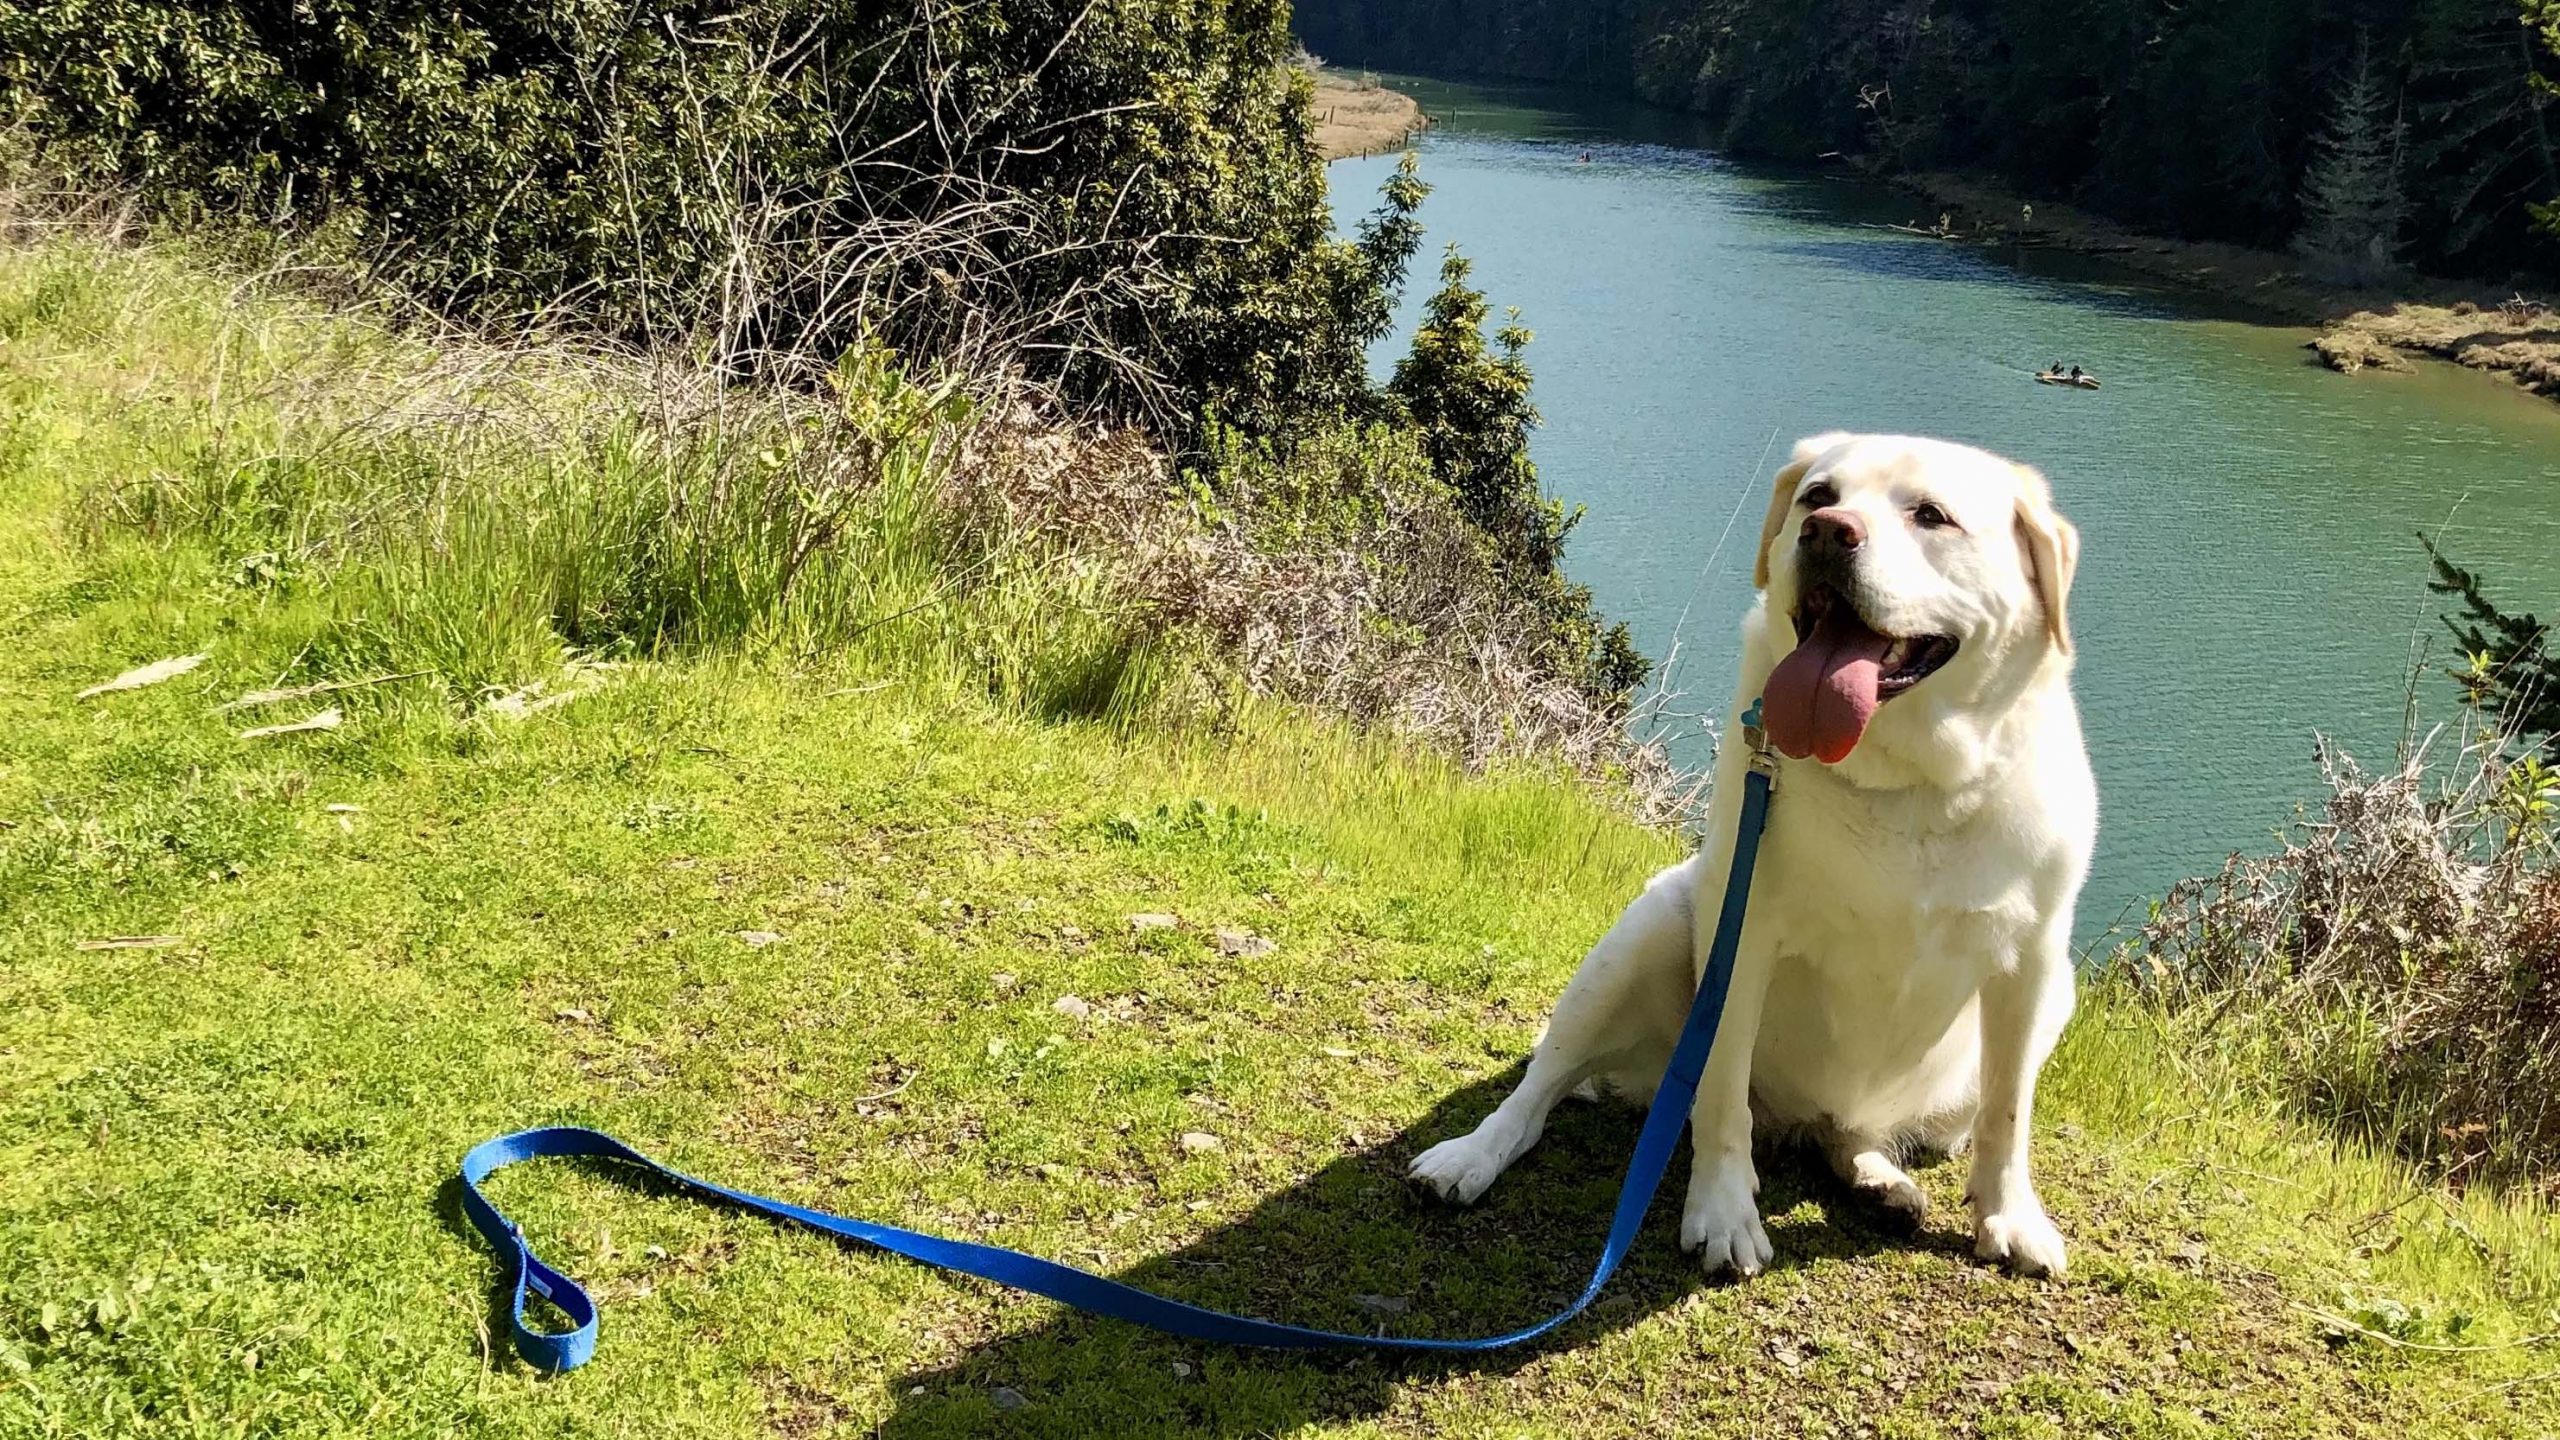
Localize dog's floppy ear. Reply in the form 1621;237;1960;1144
1753;433;1852;590
2011;465;2080;653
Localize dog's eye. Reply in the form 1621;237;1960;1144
1799;481;1838;509
1911;502;1953;530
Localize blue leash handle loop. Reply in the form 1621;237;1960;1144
459;768;1771;1371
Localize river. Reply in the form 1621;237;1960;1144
1331;74;2560;947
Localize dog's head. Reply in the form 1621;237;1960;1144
1750;432;2078;767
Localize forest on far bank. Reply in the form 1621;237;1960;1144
1293;0;2560;287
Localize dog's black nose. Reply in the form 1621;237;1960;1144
1800;507;1866;554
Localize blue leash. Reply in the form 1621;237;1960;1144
459;736;1776;1372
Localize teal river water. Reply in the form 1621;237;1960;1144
1331;75;2560;947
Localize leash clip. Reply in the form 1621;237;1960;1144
1738;698;1779;781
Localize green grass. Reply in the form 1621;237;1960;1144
4;235;2559;1438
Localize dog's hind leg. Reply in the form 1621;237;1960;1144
1409;856;1698;1206
1821;1126;1930;1227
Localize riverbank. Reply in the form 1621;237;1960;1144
1308;69;1427;160
1888;169;2560;401
10;229;2560;1437
2314;300;2560;397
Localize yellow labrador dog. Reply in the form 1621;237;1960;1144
1412;433;2093;1277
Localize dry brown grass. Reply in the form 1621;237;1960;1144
2316;302;2560;396
945;403;1686;816
1304;67;1428;161
2132;725;2560;1194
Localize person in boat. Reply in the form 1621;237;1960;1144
2067;364;2085;381
2038;361;2064;380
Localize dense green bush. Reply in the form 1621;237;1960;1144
0;0;1391;431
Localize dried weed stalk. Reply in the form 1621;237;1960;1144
2133;724;2560;1191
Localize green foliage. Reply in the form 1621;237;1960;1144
0;0;1378;432
2293;35;2409;287
1391;247;1556;573
1387;246;1645;698
1299;0;2560;281
2425;534;2560;741
2527;0;2560;238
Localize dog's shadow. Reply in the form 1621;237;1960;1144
874;1067;1968;1438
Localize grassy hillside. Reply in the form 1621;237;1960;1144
4;236;2559;1437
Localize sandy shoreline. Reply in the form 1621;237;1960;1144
1307;71;1427;161
1888;169;2560;403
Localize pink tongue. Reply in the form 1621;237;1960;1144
1763;613;1892;764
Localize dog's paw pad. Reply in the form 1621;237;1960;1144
1974;1208;2068;1278
1408;1135;1502;1206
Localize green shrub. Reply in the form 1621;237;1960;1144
1388;246;1645;699
0;0;1382;432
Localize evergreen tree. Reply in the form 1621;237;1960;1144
2424;537;2560;741
2523;0;2560;240
2407;0;2560;263
1388;246;1563;574
2292;36;2409;287
1386;245;1646;698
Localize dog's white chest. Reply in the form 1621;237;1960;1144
1752;777;2047;1012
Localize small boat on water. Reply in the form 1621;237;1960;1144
2034;371;2102;389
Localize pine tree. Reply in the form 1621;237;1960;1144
1387;246;1563;574
1384;246;1647;699
2293;35;2409;287
2424;537;2560;742
2524;0;2560;239
2406;0;2560;263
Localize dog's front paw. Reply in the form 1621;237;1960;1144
1408;1132;1506;1206
1974;1201;2068;1278
1679;1164;1773;1276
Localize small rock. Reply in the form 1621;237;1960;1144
1051;994;1093;1021
2173;1240;2210;1267
1178;1131;1222;1154
1352;1294;1409;1315
553;1006;593;1024
1770;1342;1804;1371
645;1245;669;1261
735;930;784;947
1215;927;1276;958
907;1385;925;1397
324;803;363;814
2055;1122;2085;1141
986;1037;1010;1058
990;972;1019;992
1128;912;1179;932
1321;1046;1355;1059
990;1386;1029;1412
1171;1361;1193;1379
1037;1162;1071;1181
